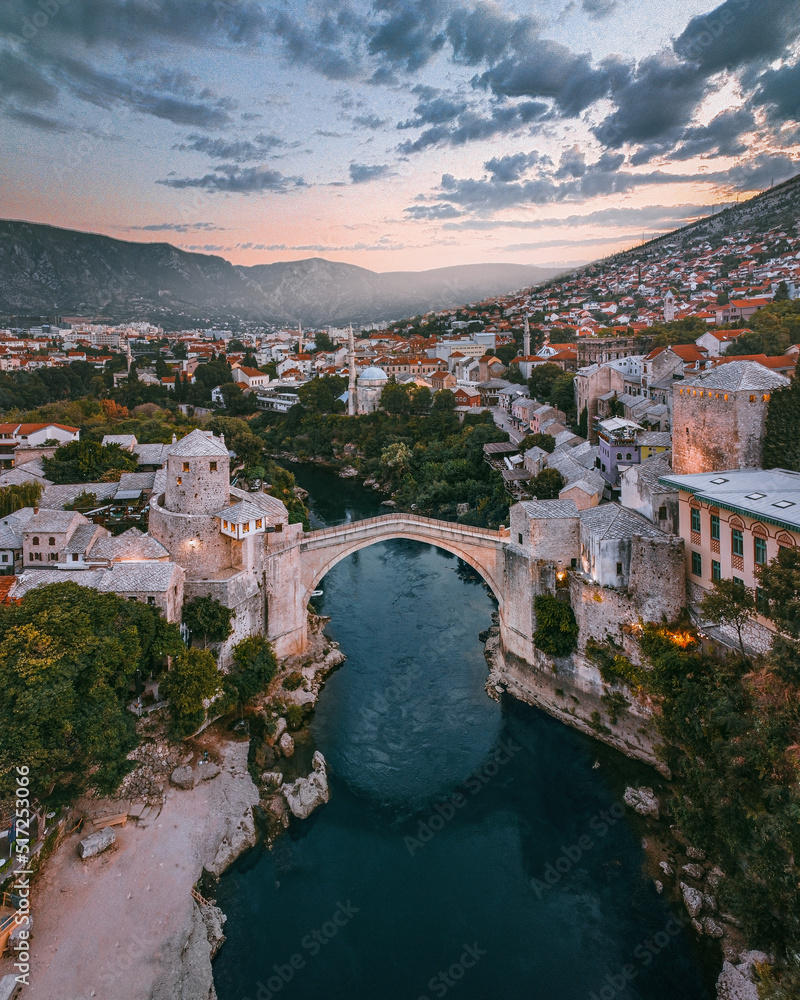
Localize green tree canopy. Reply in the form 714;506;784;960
228;635;277;704
530;467;566;500
0;582;181;799
520;433;556;454
699;578;755;665
763;374;800;471
533;594;578;656
160;648;224;736
182;596;235;648
297;375;347;413
43;441;138;484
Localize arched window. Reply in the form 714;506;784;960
48;537;56;546
32;536;39;545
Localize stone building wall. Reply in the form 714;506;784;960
149;499;232;577
164;452;230;515
629;534;686;621
671;387;771;475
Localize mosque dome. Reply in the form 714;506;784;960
358;366;388;383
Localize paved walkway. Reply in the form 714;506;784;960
489;406;524;444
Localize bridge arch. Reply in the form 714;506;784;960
298;514;507;615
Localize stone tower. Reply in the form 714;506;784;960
523;314;531;357
164;429;230;514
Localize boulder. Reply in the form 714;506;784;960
681;882;703;917
687;846;706;860
200;903;227;960
281;752;330;820
682;863;705;880
703;893;717;912
623;786;660;818
170;766;195;790
261;771;284;789
735;951;773;983
716;962;759;1000
702;917;724;939
339;466;359;478
708;866;726;889
199;763;221;782
279;732;295;758
78;826;116;859
659;861;674;877
209;809;258;876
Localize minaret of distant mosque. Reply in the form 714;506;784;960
347;323;356;416
297;321;303;354
523;314;531;358
125;337;133;372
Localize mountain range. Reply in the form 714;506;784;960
0;220;560;328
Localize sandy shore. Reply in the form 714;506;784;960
3;738;258;1000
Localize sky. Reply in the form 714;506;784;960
1;0;799;272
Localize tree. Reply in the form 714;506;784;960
220;382;257;415
42;441;138;484
380;441;412;482
774;281;790;302
578;406;589;439
716;290;730;305
297;375;347;413
0;582;180;798
530;467;565;499
0;480;42;516
161;648;224;736
381;378;412;414
533;594;578;656
699;578;755;665
551;373;577;415
527;363;563;403
182;596;234;649
763;376;800;472
520;432;556;453
757;546;800;638
228;635;277;705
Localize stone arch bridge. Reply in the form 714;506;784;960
264;512;539;664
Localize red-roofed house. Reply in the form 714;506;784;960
233;366;270;388
695;328;751;357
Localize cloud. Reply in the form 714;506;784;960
404;204;463;220
348;162;391;183
485;151;550;182
397;100;547;153
581;0;617;17
398;94;468;129
704;152;800;193
445;3;540;66
753;60;800;125
2;105;72;132
159;165;306;193
441;204;713;231
129;222;227;232
629;106;756;165
175;132;287;161
353;113;387;129
673;0;800;75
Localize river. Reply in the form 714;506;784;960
213;463;712;1000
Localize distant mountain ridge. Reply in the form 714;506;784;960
0;220;560;327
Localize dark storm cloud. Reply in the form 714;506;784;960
593;53;710;149
629;107;756;165
0;49;59;106
397;101;547;153
159;165;306;193
349;162;391;183
175;133;287;161
366;0;448;73
753;60;800;124
673;0;800;73
704;153;800;192
398;95;469;129
445;3;539;65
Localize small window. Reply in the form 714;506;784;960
733;576;744;590
128;596;137;602
691;551;702;576
773;500;795;509
32;536;39;545
518;532;523;545
710;514;720;541
616;561;623;575
658;506;667;520
223;520;228;530
750;395;756;402
1;555;7;563
183;462;190;472
242;522;249;532
256;519;263;530
210;461;217;471
33;552;41;561
754;537;767;565
626;453;632;460
48;536;55;545
710;477;728;484
616;452;622;460
72;553;79;562
732;529;744;557
745;493;766;501
176;476;182;485
691;508;701;533
147;596;155;605
711;559;721;581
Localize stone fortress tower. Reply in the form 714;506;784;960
149;428;293;664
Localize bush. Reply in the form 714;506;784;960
229;635;278;704
282;670;304;691
533;594;578;657
285;704;305;730
585;637;645;690
161;648;224;736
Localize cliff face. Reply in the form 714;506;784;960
0;219;559;327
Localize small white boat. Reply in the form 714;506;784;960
311;589;323;597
